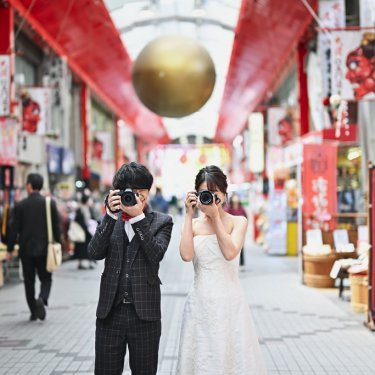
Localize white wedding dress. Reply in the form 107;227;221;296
176;234;267;375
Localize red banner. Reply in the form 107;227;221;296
302;143;338;230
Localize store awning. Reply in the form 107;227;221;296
9;0;170;144
214;0;317;144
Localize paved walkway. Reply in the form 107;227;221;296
1;215;375;374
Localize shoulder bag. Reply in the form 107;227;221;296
46;197;62;272
68;220;86;243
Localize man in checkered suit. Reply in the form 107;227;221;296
88;163;173;374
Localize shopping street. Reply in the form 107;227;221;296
1;217;375;375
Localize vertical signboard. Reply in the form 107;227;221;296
248;112;264;173
331;31;375;101
0;55;10;116
21;87;52;135
0;117;17;165
368;165;375;328
318;0;346;98
360;0;375;27
302;143;338;231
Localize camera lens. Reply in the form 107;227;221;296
121;189;137;206
199;190;214;205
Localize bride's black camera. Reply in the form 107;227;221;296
116;188;138;206
195;190;219;205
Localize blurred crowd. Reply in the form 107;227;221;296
1;185;187;271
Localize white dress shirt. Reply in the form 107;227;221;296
106;208;145;241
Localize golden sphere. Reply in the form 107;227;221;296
132;35;216;118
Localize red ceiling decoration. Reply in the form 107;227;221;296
9;0;170;144
214;0;317;144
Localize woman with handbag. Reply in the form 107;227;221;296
73;194;97;270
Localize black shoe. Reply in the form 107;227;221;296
30;314;37;321
78;264;87;270
34;297;46;321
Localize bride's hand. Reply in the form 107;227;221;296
185;191;197;216
197;200;219;220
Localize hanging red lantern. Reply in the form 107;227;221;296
180;153;188;164
199;153;207;164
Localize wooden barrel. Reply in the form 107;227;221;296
350;274;368;313
303;254;337;288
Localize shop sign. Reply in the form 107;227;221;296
47;144;62;174
302;143;337;230
117;119;137;165
266;146;284;176
43;56;71;135
62;148;74;175
90;130;114;177
267;107;285;146
322;124;357;142
0;55;10;116
265;190;287;255
284;142;303;167
18;132;46;164
248;112;264;173
0;117;17;165
307;53;326;131
331;31;375;101
360;0;375;27
318;0;346;98
21;87;52;135
101;161;116;186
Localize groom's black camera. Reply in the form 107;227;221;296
116;188;138;206
195;190;219;205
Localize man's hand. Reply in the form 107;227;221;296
6;252;12;262
106;190;122;213
121;194;145;217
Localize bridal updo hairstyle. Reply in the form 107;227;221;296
195;165;228;196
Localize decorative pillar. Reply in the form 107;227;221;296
80;84;90;181
0;1;13;54
297;42;309;136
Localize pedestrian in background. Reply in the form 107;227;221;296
225;194;248;268
6;173;61;321
151;187;169;214
73;194;97;270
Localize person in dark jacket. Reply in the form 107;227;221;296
88;162;173;375
7;173;61;321
74;194;96;270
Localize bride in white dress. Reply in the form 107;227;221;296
176;165;266;375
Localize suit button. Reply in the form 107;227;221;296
126;259;130;263
125;274;129;278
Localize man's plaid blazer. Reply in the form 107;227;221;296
88;205;173;321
